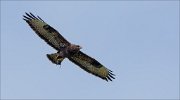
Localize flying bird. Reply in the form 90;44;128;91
23;12;115;81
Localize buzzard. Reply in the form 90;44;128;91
23;12;115;81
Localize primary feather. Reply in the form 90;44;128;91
68;51;115;81
23;12;70;50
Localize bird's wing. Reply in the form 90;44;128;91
68;51;115;81
23;12;70;50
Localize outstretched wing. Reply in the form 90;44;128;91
68;51;115;81
23;12;70;50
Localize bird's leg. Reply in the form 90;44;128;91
56;62;62;68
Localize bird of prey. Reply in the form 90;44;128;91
23;12;115;81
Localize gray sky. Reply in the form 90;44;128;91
1;1;179;99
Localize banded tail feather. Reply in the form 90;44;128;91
47;53;65;65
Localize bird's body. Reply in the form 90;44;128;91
23;12;115;81
47;44;81;65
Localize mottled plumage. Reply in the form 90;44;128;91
23;12;115;81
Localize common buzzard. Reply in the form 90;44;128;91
23;12;115;81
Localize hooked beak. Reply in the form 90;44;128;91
79;46;82;49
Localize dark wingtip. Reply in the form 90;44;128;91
25;12;28;15
105;70;115;81
108;69;113;72
37;16;44;22
104;78;108;82
23;15;31;20
23;18;27;21
109;71;115;76
108;73;115;79
23;12;44;22
107;76;112;81
30;12;38;19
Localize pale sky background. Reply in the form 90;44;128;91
1;1;179;99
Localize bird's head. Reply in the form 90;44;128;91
68;44;82;54
76;45;82;50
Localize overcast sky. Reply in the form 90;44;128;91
1;1;179;99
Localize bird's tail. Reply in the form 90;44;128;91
47;53;65;65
